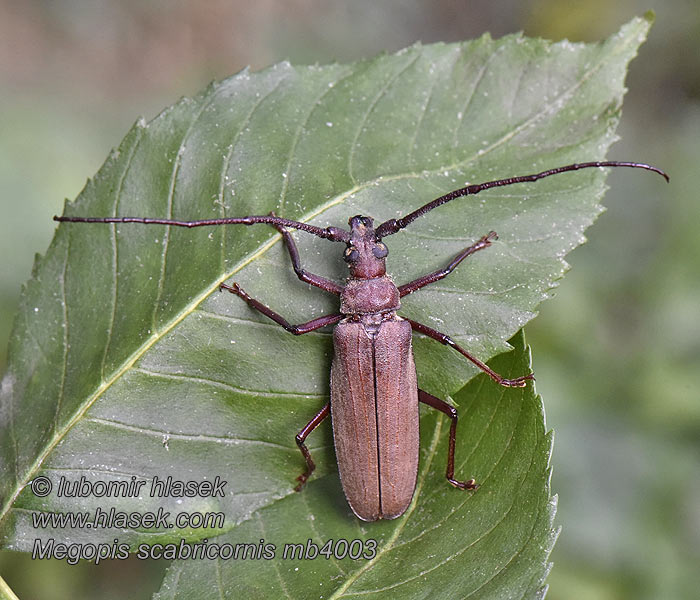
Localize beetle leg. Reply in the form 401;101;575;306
220;283;342;334
399;231;496;297
221;280;333;490
418;389;477;490
407;318;534;387
294;403;330;491
268;212;343;295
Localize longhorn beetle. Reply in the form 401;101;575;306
55;160;668;521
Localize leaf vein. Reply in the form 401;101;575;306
278;67;353;216
508;55;531;120
215;557;224;600
218;74;288;270
152;90;224;331
54;234;69;436
406;53;446;169
256;512;294;599
101;126;144;379
462;441;542;598
39;466;156;480
169;563;184;600
84;416;299;450
347;53;421;184
451;41;503;160
462;36;636;166
130;365;326;399
195;306;335;336
301;490;347;576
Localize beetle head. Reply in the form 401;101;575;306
344;215;388;279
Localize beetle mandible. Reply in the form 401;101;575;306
55;160;668;521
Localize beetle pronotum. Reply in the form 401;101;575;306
55;160;667;521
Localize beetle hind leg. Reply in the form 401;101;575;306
293;403;330;491
408;318;534;387
418;389;478;491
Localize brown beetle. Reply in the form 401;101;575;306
55;160;667;521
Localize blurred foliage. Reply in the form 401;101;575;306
0;0;698;599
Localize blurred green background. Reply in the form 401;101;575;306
1;1;698;598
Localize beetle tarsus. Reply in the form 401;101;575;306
448;477;479;490
294;437;316;491
294;467;313;492
219;282;241;295
497;373;535;387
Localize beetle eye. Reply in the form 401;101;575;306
372;244;388;259
344;247;359;263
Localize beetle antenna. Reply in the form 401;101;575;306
375;161;669;238
53;214;351;242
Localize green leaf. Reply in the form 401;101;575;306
0;15;652;597
153;330;556;600
150;334;556;600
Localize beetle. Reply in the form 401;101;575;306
55;160;668;521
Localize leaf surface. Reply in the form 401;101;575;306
153;330;556;600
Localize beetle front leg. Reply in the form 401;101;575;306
399;231;497;297
408;318;534;387
418;389;477;490
220;282;342;334
294;403;330;491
